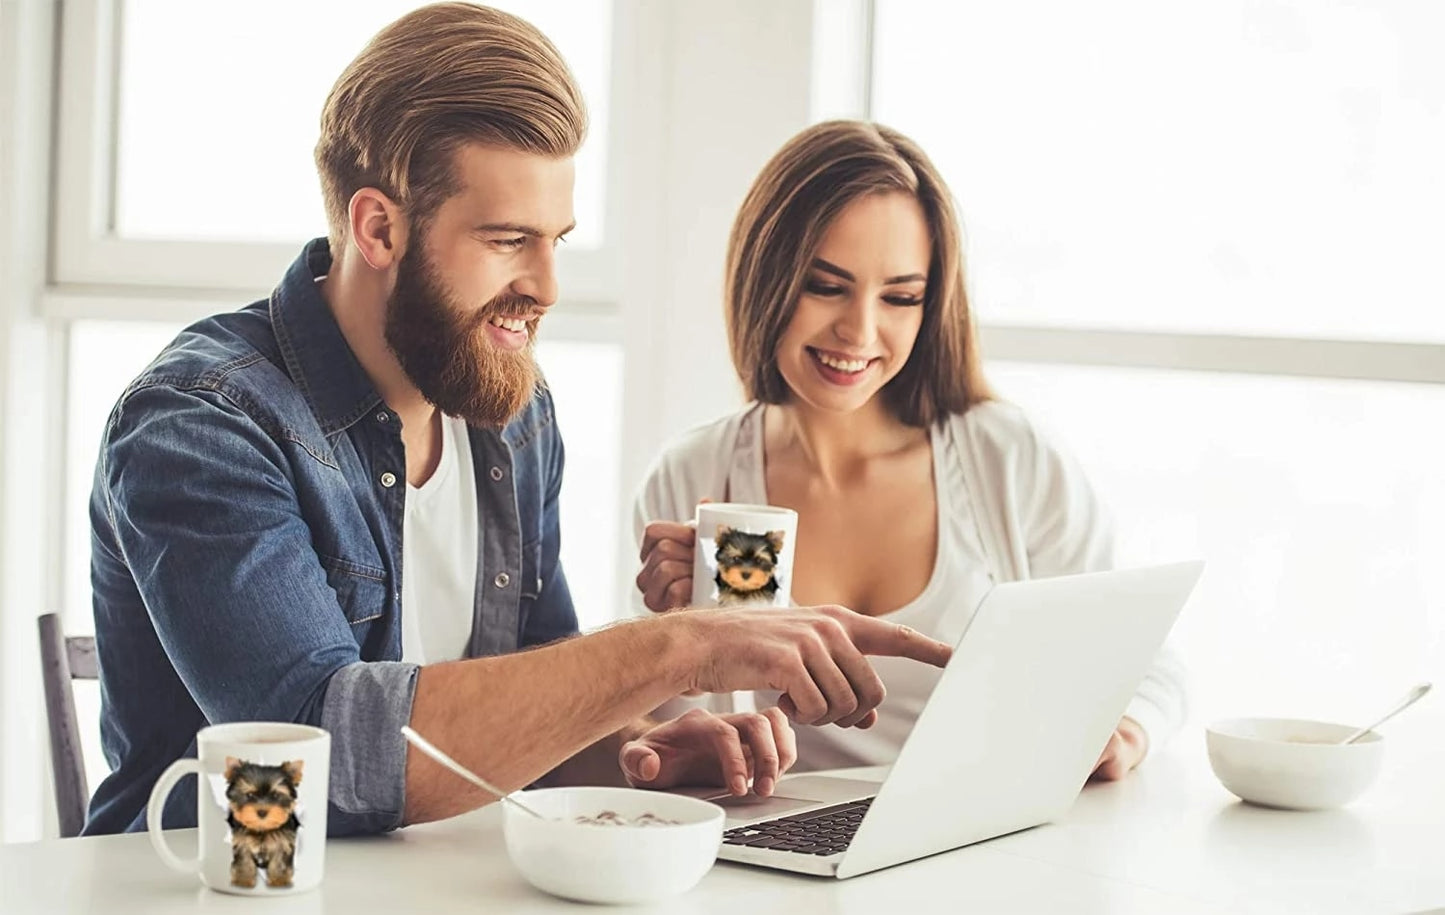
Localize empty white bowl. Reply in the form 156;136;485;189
502;786;725;904
1206;718;1384;810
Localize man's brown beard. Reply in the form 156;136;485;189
384;242;540;427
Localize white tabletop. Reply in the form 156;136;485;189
5;714;1444;915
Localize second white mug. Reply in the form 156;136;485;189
690;502;799;609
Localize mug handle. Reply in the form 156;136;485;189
147;758;202;873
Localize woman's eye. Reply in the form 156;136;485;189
805;281;845;297
884;295;923;307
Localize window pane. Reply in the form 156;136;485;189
65;324;622;648
534;341;622;630
873;1;1445;342
115;1;611;248
986;361;1445;724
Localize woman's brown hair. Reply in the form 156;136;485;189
725;120;991;426
314;2;586;251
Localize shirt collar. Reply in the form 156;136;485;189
269;238;384;436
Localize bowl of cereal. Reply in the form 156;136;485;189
1205;717;1384;810
502;786;725;903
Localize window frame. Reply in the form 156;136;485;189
855;0;1445;385
51;0;619;306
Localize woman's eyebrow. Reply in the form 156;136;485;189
811;257;924;284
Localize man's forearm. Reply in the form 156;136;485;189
402;616;695;824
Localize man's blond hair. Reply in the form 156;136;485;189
315;2;586;252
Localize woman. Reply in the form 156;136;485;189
634;120;1184;779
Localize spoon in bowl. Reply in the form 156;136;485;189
400;725;545;819
1339;682;1432;745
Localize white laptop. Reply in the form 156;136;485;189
710;561;1204;879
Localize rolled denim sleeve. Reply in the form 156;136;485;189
102;383;416;834
321;662;418;835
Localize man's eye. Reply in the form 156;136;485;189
805;281;844;297
492;237;527;250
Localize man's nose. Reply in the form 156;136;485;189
512;244;559;310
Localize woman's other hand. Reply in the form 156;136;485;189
637;520;698;612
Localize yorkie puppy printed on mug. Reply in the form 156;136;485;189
710;525;787;607
222;758;305;889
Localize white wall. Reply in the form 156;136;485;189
613;1;819;608
0;0;61;843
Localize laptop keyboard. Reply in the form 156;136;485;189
721;797;875;856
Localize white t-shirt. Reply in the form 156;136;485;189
401;414;479;664
632;401;1187;771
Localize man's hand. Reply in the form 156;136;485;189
620;707;798;797
636;519;697;613
670;605;953;729
1089;716;1148;781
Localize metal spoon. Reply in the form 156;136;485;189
1339;682;1432;745
400;726;546;819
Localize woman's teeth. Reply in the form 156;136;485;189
489;315;528;333
814;351;869;373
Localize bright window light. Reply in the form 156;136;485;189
873;1;1445;342
114;1;611;248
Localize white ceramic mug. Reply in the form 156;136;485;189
690;502;799;609
147;722;330;895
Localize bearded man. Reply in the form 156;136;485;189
84;3;952;839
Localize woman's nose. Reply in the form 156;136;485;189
832;298;878;346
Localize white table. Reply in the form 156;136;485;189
5;717;1444;915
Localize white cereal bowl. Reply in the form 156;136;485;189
1205;718;1384;810
502;786;725;904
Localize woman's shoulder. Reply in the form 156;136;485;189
652;403;760;469
947;398;1086;484
635;403;760;517
949;399;1041;455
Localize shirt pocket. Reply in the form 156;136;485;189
318;554;389;626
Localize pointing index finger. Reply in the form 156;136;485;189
847;617;953;668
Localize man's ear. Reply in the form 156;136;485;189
347;187;408;271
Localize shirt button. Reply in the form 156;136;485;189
376;411;390;423
494;572;510;589
489;466;504;482
380;472;397;488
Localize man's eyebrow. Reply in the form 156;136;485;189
475;221;577;239
812;258;926;285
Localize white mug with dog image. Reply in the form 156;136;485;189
691;503;799;610
147;722;330;895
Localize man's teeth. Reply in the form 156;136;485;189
815;351;869;373
489;315;528;333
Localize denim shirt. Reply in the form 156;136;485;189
84;239;578;836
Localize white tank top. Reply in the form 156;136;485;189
726;409;997;770
400;414;479;664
